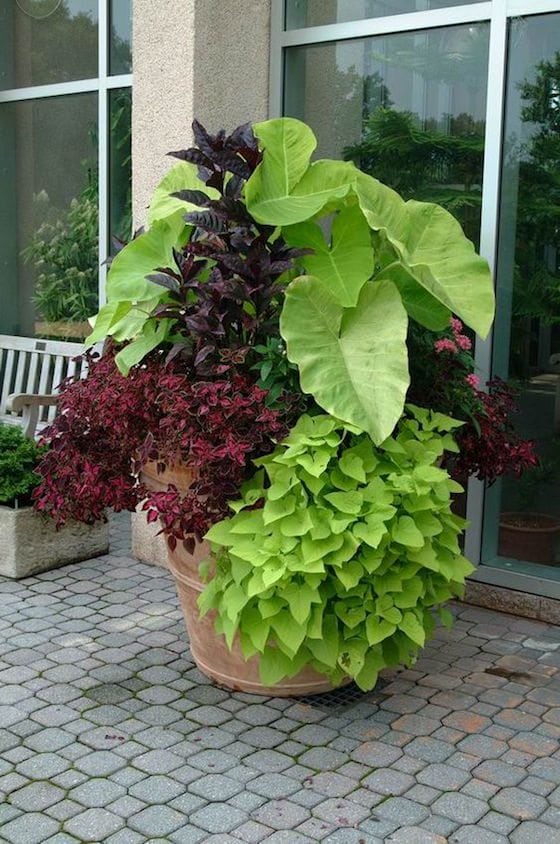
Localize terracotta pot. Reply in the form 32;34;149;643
140;460;198;494
498;512;560;565
168;541;347;696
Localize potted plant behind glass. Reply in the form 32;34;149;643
34;117;532;695
0;424;109;579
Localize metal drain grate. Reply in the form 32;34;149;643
290;679;387;713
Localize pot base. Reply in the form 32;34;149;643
169;547;348;697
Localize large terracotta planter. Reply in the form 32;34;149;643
498;512;560;565
168;541;346;696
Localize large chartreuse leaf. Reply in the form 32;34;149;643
284;205;374;307
355;172;494;337
114;318;173;375
245;118;356;225
86;212;188;349
106;212;189;304
147;162;219;226
387;264;450;331
280;276;410;443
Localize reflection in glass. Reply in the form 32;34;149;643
110;0;132;75
284;24;488;244
482;14;560;572
286;0;484;30
109;88;132;246
0;0;98;90
0;93;98;338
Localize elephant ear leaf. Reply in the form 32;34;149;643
246;118;356;225
280;277;410;444
284;205;374;307
148;161;219;226
356;172;494;338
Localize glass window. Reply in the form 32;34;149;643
284;23;489;245
110;0;132;75
482;13;560;574
286;0;485;30
109;88;132;245
0;93;98;338
0;1;98;91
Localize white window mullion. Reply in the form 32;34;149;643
0;78;101;103
465;0;509;566
269;0;285;117
280;3;493;48
98;0;109;307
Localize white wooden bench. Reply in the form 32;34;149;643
0;335;85;438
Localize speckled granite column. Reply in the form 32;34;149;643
132;0;272;226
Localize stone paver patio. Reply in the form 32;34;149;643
1;517;560;842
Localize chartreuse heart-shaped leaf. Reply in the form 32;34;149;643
245;118;356;225
284;205;374;307
355;172;494;338
147;161;219;225
280;277;410;444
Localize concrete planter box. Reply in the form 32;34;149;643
0;505;110;579
131;508;170;569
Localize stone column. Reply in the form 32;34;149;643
131;0;271;565
132;0;272;225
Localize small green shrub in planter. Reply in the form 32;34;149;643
200;407;473;690
0;425;109;579
0;425;43;507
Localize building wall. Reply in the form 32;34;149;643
132;0;271;225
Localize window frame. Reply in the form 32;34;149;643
0;0;132;309
272;0;560;598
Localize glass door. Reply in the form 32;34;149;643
481;12;560;584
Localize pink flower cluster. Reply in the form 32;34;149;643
434;317;472;355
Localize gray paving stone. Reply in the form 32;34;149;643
64;807;124;841
253;799;311;830
308;771;358;797
74;750;125;777
313;796;370;827
187;772;242;801
188;803;248;834
511;821;560;843
188;749;238;773
46;799;83;822
387;828;448;843
128;805;187;836
17;752;70;779
432;792;489;824
128;773;183;802
449;827;509;844
132;748;184;774
417;762;470;790
10;780;65;811
232;819;275;843
374;796;430;826
1;812;60;844
248;772;300;799
69;777;126;808
491;786;549;820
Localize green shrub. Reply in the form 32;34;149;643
0;426;44;507
200;406;474;690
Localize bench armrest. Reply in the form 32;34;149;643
7;393;59;412
6;393;59;438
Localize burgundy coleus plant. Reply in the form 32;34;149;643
33;351;293;546
140;374;291;550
